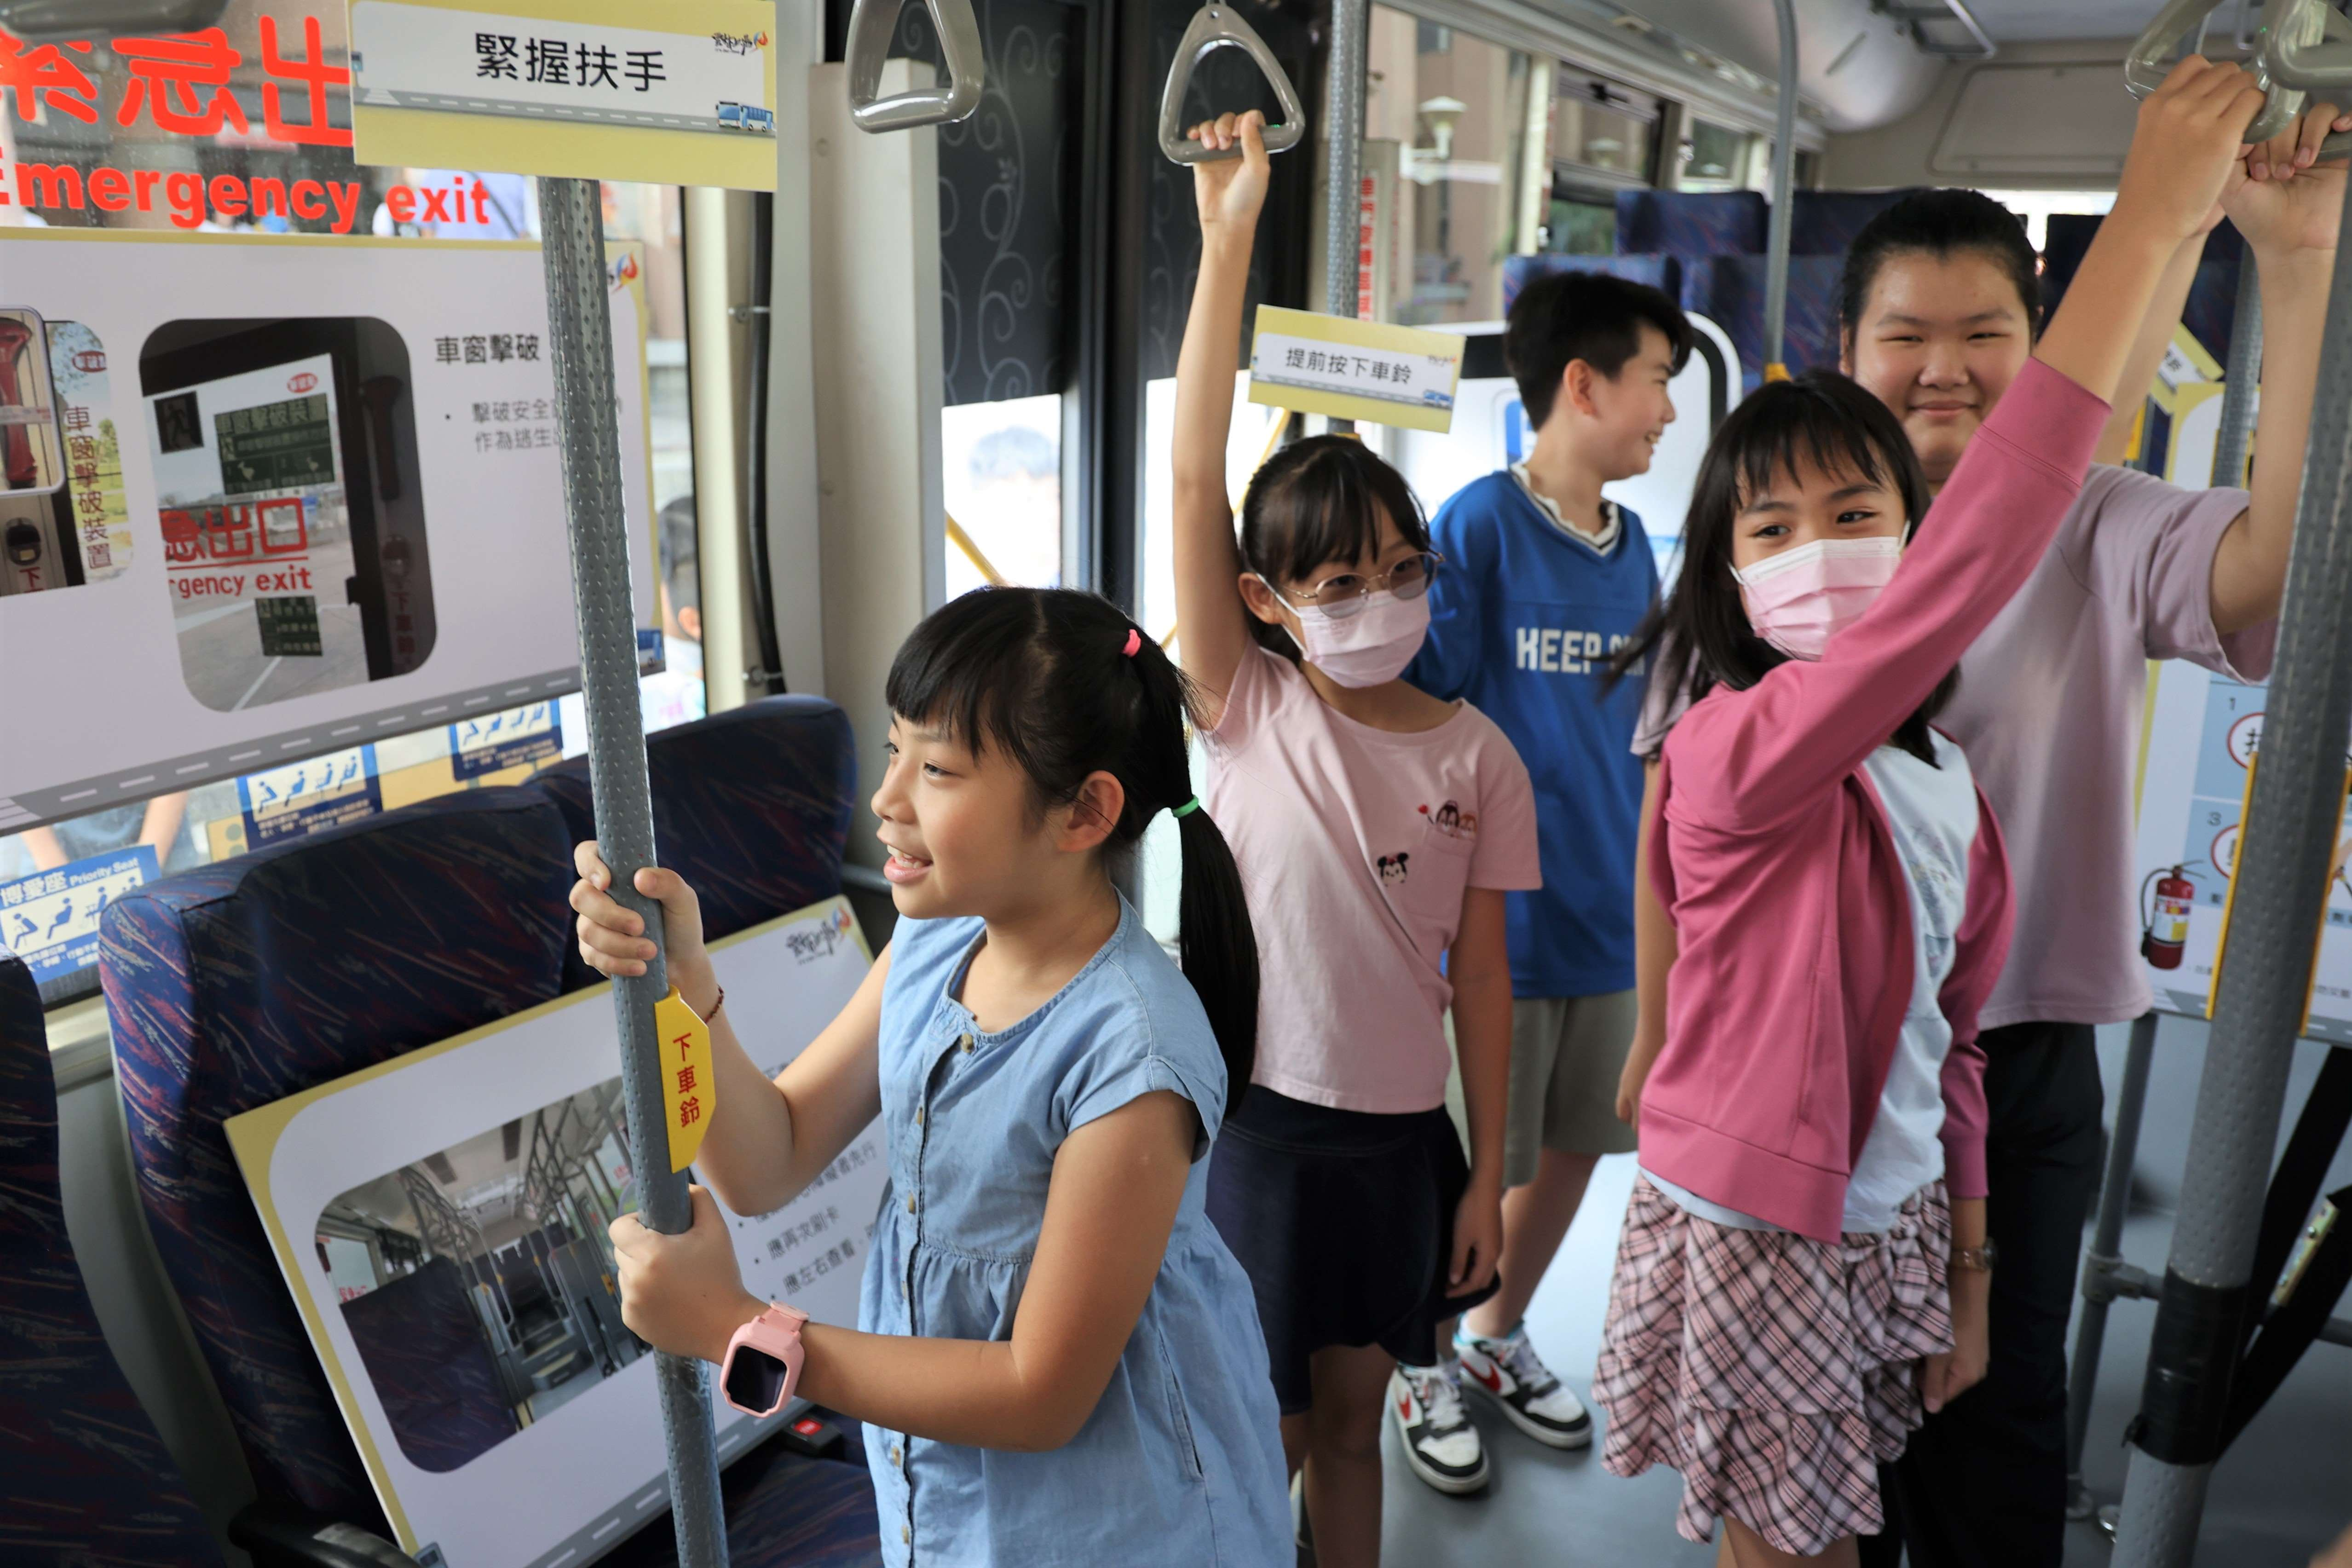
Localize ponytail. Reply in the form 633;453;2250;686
884;588;1260;1108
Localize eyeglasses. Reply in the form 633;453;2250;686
1261;551;1441;618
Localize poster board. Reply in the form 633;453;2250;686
0;229;659;833
226;898;885;1568
2133;661;2352;1043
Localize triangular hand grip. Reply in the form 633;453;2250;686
2127;0;2337;146
2260;0;2352;112
1158;4;1307;164
847;0;986;134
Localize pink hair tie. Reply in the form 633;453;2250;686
1123;627;1142;657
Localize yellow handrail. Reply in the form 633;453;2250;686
944;511;1007;587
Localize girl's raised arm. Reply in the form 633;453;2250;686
1173;112;1272;724
2035;58;2267;405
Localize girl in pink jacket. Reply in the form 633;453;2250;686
1591;59;2265;1566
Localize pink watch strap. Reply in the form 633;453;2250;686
721;1303;809;1417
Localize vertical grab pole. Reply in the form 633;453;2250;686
2065;1011;2161;1517
2214;258;2264;490
1324;0;1368;431
1763;0;1798;379
537;174;731;1568
2110;177;2352;1568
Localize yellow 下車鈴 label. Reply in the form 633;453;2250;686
655;986;714;1172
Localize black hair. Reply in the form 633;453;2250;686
884;587;1259;1103
1237;433;1431;659
1839;189;2041;352
1608;371;1954;767
1505;270;1693;429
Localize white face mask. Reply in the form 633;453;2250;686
1731;536;1904;662
1270;582;1431;688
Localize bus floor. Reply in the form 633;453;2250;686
1378;1021;2351;1567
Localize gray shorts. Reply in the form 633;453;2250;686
1504;991;1639;1186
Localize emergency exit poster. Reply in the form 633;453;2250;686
227;899;884;1568
2134;659;2352;1043
0;229;660;835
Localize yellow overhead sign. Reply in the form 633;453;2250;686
1247;306;1464;433
350;0;780;190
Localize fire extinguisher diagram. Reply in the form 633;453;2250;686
2141;864;2197;970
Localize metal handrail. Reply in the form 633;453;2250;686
1763;0;1797;378
846;0;985;134
2260;0;2352;90
2129;0;2324;145
1157;4;1307;164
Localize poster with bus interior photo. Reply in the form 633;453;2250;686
0;231;657;836
2133;659;2352;1044
227;899;882;1568
0;313;134;599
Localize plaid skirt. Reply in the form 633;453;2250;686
1593;1175;1953;1556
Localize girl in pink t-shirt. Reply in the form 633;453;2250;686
1172;113;1539;1558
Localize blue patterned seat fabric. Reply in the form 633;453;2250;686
1616;189;1767;265
535;696;859;986
1787;188;1928;258
103;786;582;1529
0;950;223;1567
1679;254;1847;392
103;700;879;1563
1500;253;1681;317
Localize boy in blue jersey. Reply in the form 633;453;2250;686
1400;269;1689;1484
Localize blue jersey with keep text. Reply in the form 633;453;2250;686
1405;472;1655;997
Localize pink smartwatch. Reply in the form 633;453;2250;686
721;1302;810;1417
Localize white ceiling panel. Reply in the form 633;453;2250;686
1952;0;2182;44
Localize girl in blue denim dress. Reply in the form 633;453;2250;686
570;587;1289;1567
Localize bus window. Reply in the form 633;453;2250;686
0;3;707;1004
944;395;1064;594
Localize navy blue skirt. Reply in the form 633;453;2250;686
1206;1086;1501;1414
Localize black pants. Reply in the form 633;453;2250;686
1859;1020;2106;1568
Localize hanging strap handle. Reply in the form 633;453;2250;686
846;0;986;134
1158;4;1307;165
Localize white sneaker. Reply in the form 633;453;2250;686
1388;1361;1490;1494
1454;1324;1593;1449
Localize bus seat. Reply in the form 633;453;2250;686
1788;188;1929;257
1679;254;1846;393
101;786;579;1527
603;1436;883;1568
2044;213;2246;371
535;696;858;970
0;950;224;1568
1500;253;1681;316
340;1256;519;1473
1615;189;1767;265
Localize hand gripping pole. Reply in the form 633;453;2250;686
537;174;730;1568
846;0;984;133
1158;4;1307;163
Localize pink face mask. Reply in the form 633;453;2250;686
1732;536;1904;662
